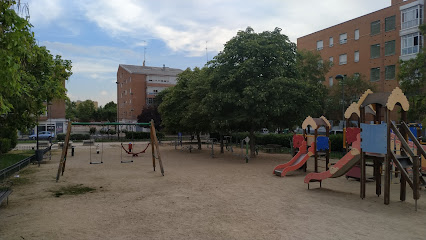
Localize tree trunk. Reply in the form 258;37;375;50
220;134;224;153
197;133;201;150
250;128;256;158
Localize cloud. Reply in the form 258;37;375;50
74;0;389;56
27;0;63;25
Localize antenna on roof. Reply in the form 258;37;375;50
206;41;208;63
142;40;147;67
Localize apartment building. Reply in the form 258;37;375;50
116;64;183;123
297;0;424;92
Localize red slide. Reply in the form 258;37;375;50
304;134;361;184
273;141;315;177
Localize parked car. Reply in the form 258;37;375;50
29;131;55;140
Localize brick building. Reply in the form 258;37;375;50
116;64;183;123
297;0;424;92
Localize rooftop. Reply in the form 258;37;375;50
119;64;184;76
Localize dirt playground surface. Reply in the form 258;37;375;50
1;142;426;240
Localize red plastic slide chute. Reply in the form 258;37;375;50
304;134;361;186
273;135;315;177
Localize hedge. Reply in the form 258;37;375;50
0;138;11;153
224;132;345;152
125;131;165;140
57;133;91;141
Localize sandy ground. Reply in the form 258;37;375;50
1;142;426;240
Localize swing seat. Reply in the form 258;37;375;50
121;143;150;157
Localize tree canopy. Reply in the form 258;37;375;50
0;0;72;134
398;24;426;124
159;27;329;156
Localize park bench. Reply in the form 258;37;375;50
38;141;50;147
264;144;282;153
0;182;13;207
58;141;73;148
82;140;95;146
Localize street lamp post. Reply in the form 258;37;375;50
335;74;345;129
116;81;119;139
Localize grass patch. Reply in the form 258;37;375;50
51;184;96;197
9;176;31;186
0;150;34;170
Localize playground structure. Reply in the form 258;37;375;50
56;120;164;182
273;116;330;177
304;87;425;209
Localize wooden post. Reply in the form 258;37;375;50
384;108;391;205
360;106;366;199
314;128;318;173
56;121;72;182
303;129;307;171
150;120;164;176
150;120;156;172
326;125;330;171
374;157;381;197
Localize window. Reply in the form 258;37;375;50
385;40;395;56
371;20;380;35
370;67;380;82
339;33;347;44
316;40;323;50
129;77;132;82
385;15;396;32
354;29;359;40
354;51;359;62
317;59;323;68
329;77;333;87
401;32;423;55
147;98;154;105
329;37;333;47
401;5;423;29
385;65;396;80
339;54;347;65
354;73;360;79
370;44;380;59
329;56;333;66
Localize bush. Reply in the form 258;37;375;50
57;133;91;141
0;127;17;149
329;134;344;152
0;138;11;153
228;132;293;147
89;127;96;135
125;131;164;140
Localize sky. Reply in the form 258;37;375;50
23;0;392;107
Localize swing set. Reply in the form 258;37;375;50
56;120;164;182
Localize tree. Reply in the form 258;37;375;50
296;49;331;85
159;68;212;149
398;24;426;124
0;0;71;143
206;27;327;157
137;105;161;130
76;100;96;122
324;74;375;122
65;99;77;121
96;101;116;122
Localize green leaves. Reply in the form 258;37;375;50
398;24;426;123
1;1;72;132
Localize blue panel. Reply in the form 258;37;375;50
361;123;388;154
409;127;417;139
316;136;329;151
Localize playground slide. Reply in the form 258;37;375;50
273;142;315;177
304;134;361;184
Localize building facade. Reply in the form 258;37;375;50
297;0;424;92
116;64;183;123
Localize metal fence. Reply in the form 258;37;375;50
0;146;51;182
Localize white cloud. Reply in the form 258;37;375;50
76;0;388;56
27;0;63;25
